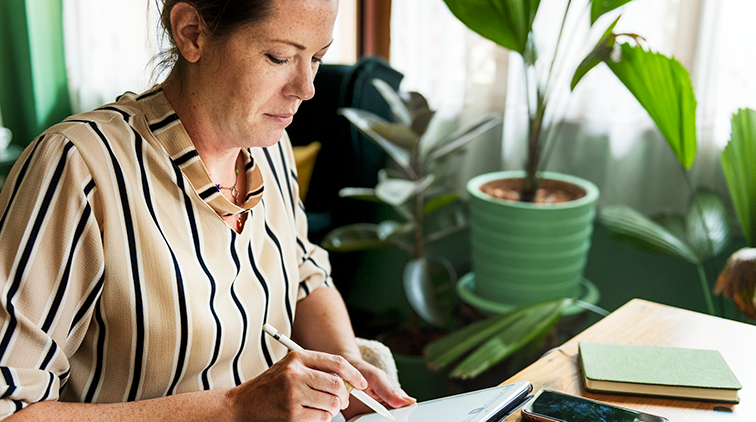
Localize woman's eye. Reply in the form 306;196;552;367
266;54;290;65
312;57;324;66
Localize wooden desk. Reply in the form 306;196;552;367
502;299;754;421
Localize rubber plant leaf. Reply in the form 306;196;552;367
571;16;619;91
338;187;383;204
320;224;389;252
606;42;697;169
590;0;633;25
371;122;420;151
338;108;415;178
600;205;699;264
425;113;501;164
685;190;730;260
403;257;452;328
442;0;540;56
371;78;413;126
722;108;756;246
423;192;461;216
449;299;569;379
375;175;435;207
376;220;414;241
424;299;568;371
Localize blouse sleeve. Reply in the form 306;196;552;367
0;133;104;417
279;135;334;301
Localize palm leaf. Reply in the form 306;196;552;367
442;0;540;56
600;205;699;263
722;108;756;246
685;190;730;260
571;17;619;91
590;0;633;24
448;299;569;379
606;43;697;169
424;299;568;372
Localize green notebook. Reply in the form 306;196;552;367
578;342;742;403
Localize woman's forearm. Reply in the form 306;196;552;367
6;389;233;422
292;286;362;361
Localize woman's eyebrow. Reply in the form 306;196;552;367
270;39;334;52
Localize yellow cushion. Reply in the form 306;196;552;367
292;142;322;202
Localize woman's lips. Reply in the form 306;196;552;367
266;113;294;126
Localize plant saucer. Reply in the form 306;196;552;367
456;272;600;316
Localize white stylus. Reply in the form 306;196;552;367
263;323;395;420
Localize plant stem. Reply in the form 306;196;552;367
696;262;716;316
682;169;718;316
543;0;573;105
413;189;425;260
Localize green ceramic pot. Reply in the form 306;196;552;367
466;171;599;306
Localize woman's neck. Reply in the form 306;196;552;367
162;74;240;188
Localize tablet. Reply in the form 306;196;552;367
347;381;532;422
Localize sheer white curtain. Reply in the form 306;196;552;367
389;0;510;184
63;0;358;115
391;0;756;215
63;0;163;113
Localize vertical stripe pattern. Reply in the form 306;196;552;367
0;87;332;417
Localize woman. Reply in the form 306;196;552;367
0;0;414;420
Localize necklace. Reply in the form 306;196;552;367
216;167;243;231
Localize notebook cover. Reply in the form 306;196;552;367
578;342;741;392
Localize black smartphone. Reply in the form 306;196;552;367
521;389;669;422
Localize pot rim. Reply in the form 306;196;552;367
467;171;599;209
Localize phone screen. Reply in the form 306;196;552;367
523;390;668;422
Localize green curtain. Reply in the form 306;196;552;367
0;0;71;148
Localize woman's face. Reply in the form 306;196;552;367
196;0;338;149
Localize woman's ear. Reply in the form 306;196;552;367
170;3;204;63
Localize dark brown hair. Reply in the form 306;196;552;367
154;0;274;80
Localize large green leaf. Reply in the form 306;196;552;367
606;43;697;169
443;0;540;55
722;108;756;246
685;190;730;260
600;205;699;263
590;0;633;24
320;224;389;252
448;299;569;379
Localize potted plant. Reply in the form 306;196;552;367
321;79;502;398
442;0;697;311
600;108;756;320
322;78;585;395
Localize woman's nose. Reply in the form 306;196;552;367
287;61;316;101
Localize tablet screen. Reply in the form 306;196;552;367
349;381;532;422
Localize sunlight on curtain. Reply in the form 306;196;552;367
63;0;162;113
63;0;357;115
390;0;510;184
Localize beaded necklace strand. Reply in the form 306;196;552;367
216;167;243;231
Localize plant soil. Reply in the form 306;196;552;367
480;177;586;204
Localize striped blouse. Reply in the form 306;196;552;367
0;87;332;417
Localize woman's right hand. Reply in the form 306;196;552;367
225;350;368;421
